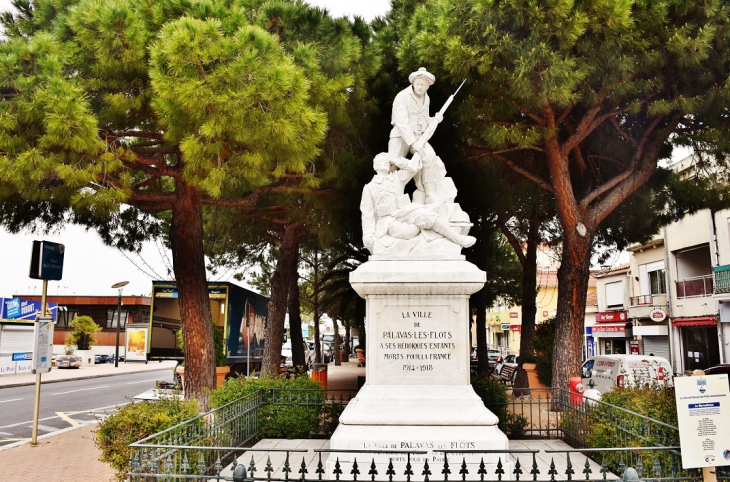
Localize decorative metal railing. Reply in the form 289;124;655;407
127;386;728;482
713;264;730;294
128;389;352;479
126;444;705;482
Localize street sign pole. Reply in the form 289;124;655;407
31;279;49;444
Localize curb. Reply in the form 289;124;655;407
0;365;176;389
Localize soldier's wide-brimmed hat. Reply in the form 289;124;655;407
409;67;435;85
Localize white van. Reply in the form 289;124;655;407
580;355;673;395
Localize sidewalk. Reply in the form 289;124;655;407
0;360;364;482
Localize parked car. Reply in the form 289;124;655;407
704;364;730;389
495;354;519;382
281;340;312;369
55;354;82;369
470;348;501;374
95;354;115;364
580;355;673;395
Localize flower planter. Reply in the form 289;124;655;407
355;349;365;364
215;366;230;387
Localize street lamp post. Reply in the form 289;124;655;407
112;281;129;368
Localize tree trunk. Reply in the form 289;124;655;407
333;319;341;366
262;222;305;376
168;184;215;407
552;230;593;390
343;317;351;362
288;269;307;373
312;249;322;364
356;297;365;347
514;228;539;390
473;287;489;376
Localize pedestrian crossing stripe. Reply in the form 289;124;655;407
56;412;80;427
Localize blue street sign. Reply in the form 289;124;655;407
12;352;32;362
29;241;65;281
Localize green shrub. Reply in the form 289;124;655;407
560;386;678;473
502;412;530;438
472;375;529;436
209;374;337;438
65;315;101;350
95;398;199;482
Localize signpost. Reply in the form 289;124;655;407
32;317;53;375
28;240;64;444
674;374;730;469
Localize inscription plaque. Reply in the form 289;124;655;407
373;302;464;384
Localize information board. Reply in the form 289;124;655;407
32;316;54;374
674;374;730;468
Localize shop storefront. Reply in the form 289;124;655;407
672;316;720;371
632;307;670;360
592;311;632;355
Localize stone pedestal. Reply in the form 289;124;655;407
327;256;511;480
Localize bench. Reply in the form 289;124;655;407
496;365;516;385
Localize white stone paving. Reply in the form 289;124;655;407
219;438;615;481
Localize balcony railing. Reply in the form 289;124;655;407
713;264;730;294
629;294;653;306
675;274;713;299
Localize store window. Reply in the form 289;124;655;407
682;326;720;371
106;308;129;329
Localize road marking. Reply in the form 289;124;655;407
51;386;110;396
126;379;164;385
56;412;80;427
34;424;58;432
0;398;23;404
0;438;29;443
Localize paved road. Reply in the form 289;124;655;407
0;368;175;447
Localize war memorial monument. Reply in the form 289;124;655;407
327;68;511;478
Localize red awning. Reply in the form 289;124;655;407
672;316;716;327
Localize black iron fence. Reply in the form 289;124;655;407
127;386;728;482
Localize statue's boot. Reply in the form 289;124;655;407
431;219;476;248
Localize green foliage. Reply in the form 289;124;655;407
94;398;199;482
533;317;555;386
471;374;528;437
213;325;227;367
64;315;101;350
209;374;340;438
561;386;678;472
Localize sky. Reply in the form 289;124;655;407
0;0;692;297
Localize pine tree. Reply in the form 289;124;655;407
401;0;730;388
0;0;375;404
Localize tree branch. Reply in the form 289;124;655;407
580;114;669;210
457;143;554;192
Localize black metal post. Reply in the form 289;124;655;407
114;288;121;367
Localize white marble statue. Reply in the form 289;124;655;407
388;67;443;204
361;153;475;256
361;68;474;256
